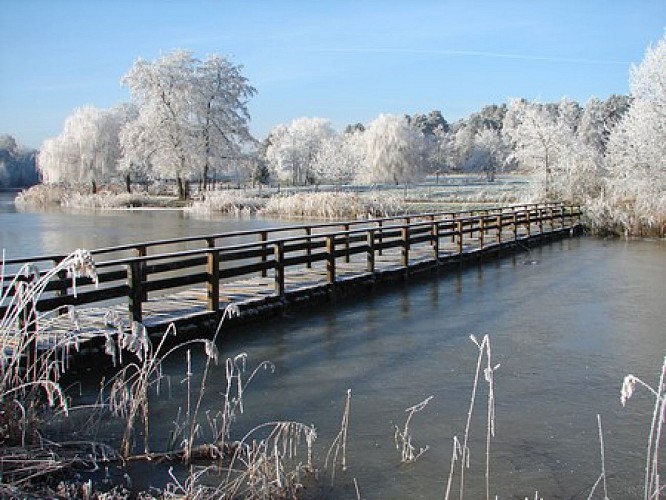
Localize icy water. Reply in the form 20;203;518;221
2;191;666;498
0;191;294;259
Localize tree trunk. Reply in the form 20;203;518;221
203;164;209;191
177;176;186;200
125;174;132;194
91;179;97;195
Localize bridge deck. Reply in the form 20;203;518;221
34;224;574;350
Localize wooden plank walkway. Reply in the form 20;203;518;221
1;203;583;356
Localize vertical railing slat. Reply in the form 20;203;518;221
206;238;219;312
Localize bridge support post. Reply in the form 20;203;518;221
260;231;268;278
376;220;383;256
127;261;144;323
344;224;351;263
16;276;38;380
450;213;456;243
560;205;565;229
305;227;312;269
538;208;543;235
206;239;219;312
457;220;464;255
274;241;285;298
53;256;67;315
576;204;582;226
512;212;518;241
366;229;375;273
401;226;410;269
326;235;336;284
431;221;440;261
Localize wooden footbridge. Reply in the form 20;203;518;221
1;203;582;351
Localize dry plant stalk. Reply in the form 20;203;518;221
0;250;99;451
325;388;352;484
445;333;500;500
393;395;433;463
220;420;317;499
620;355;666;500
587;414;609;500
104;321;219;458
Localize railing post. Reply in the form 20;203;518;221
344;223;351;263
428;215;436;247
513;211;518;241
401;225;410;269
538;208;544;235
432;221;440;261
457;220;464;255
305;227;312;269
260;231;268;278
575;205;583;225
560;205;565;228
206;238;219;312
16;275;38;379
450;214;456;243
496;215;503;244
326;235;336;284
479;217;485;249
274;241;285;297
127;261;143;323
136;245;148;302
366;229;375;273
526;209;532;238
377;220;383;256
54;256;67;315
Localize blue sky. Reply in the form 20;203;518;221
1;1;665;148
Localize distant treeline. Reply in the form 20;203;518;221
0;134;39;189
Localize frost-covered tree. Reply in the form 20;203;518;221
407;110;449;135
579;97;607;155
451;124;476;171
192;55;256;189
0;135;38;188
122;51;195;198
503;97;599;201
355;114;424;184
311;130;363;184
466;104;507;133
38;106;125;192
121;50;255;199
604;31;666;233
504;99;561;196
465;128;510;180
265;117;334;185
424;125;453;175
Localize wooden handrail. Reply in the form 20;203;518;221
1;203;583;324
1;202;567;266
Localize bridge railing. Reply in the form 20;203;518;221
1;203;581;323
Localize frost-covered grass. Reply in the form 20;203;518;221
14;183;71;208
61;191;152;209
585;194;666;238
15;183;183;210
262;191;404;218
186;190;266;215
0;250;315;498
14;175;664;236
